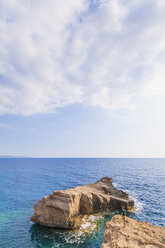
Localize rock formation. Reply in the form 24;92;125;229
30;177;134;229
101;215;165;248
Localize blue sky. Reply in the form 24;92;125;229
0;0;165;157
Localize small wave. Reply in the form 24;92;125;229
63;232;85;244
63;214;104;244
113;182;118;188
79;214;103;233
126;190;144;213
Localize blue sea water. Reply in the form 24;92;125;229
0;158;164;248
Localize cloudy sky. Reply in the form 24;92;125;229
0;0;165;157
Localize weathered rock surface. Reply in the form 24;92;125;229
101;215;165;248
30;177;134;229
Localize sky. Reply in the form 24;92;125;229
0;0;165;157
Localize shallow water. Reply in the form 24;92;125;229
0;158;164;248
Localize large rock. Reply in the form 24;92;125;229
30;177;134;229
101;215;165;248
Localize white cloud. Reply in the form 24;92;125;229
0;0;165;115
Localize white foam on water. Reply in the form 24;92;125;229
88;215;96;222
43;234;48;238
81;222;92;229
126;190;144;213
52;244;60;248
88;214;103;222
63;232;86;244
63;214;104;244
113;182;118;188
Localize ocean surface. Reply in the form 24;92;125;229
0;158;164;248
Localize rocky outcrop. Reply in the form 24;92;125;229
101;215;165;248
30;177;134;229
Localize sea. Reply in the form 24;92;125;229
0;158;164;248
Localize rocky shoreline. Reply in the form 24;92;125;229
30;177;165;247
101;215;165;248
30;177;134;229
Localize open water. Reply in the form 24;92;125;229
0;158;164;248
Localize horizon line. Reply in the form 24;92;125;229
0;156;165;159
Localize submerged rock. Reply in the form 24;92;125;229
30;177;134;229
101;215;165;248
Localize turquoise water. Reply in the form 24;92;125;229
0;158;164;248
